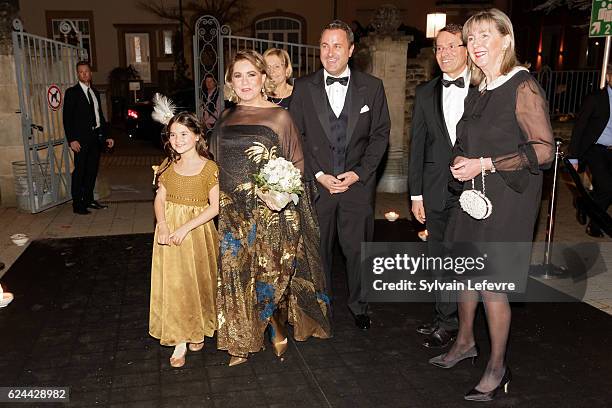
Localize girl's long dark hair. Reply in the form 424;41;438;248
154;111;212;189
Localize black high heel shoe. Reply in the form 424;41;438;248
464;367;511;402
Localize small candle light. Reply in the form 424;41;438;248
385;211;399;222
0;284;14;308
10;233;29;246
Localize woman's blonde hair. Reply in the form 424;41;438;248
224;50;276;103
463;8;529;86
263;47;293;83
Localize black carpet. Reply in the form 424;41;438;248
0;220;611;407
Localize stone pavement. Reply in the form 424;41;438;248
1;229;611;407
0;128;611;407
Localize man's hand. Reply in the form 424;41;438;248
336;171;359;190
411;200;426;224
106;138;114;149
318;174;348;194
69;140;81;153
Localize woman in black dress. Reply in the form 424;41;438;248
428;9;554;401
263;48;293;109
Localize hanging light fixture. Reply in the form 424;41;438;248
426;13;447;39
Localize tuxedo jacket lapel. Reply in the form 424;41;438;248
76;85;89;106
309;71;333;143
346;75;365;144
433;79;453;148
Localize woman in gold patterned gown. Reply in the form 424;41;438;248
149;112;219;368
215;50;332;366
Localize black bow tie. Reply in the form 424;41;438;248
326;76;349;86
441;77;465;88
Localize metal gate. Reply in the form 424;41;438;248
193;15;320;118
533;66;599;116
12;19;86;213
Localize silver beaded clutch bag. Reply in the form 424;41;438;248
459;164;492;220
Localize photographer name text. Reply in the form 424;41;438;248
372;279;516;292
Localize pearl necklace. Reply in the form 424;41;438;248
271;84;291;105
271;96;286;106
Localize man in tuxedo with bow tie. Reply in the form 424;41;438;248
63;61;114;215
290;21;390;330
409;24;469;348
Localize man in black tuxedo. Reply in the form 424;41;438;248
409;24;469;348
63;61;114;214
569;66;612;238
290;21;390;330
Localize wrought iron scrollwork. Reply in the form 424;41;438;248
193;15;230;119
12;18;23;32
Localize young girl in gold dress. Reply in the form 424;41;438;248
149;108;219;368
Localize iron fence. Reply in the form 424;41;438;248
12;18;85;212
193;15;320;120
222;35;320;79
533;67;600;117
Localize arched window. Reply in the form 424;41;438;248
255;17;302;45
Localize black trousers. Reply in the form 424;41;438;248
315;184;374;316
426;197;459;331
71;138;101;209
583;144;612;217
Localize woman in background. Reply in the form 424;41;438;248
263;48;294;109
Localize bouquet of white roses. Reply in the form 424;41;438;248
253;157;303;210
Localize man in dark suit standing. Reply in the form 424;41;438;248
569;66;612;238
290;21;390;330
63;61;114;214
409;24;469;348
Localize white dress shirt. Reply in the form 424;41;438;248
78;81;101;128
442;66;470;147
324;66;351;118
411;67;469;202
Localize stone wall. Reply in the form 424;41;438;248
0;1;22;207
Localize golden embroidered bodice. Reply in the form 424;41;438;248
158;160;219;207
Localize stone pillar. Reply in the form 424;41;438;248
363;34;412;193
404;47;436;176
0;0;22;207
